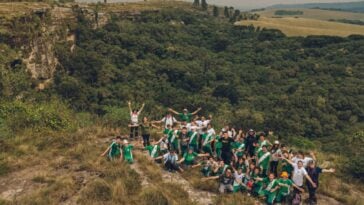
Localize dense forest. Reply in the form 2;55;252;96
0;5;363;181
53;8;363;137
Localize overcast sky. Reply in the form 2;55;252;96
202;0;363;10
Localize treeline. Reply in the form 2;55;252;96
51;8;363;140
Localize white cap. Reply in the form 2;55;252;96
123;139;129;144
274;140;279;144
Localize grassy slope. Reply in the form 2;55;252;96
236;16;364;37
236;8;364;37
258;8;364;21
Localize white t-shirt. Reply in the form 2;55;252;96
271;149;282;161
292;163;308;186
233;172;245;186
207;128;216;136
292;157;313;167
188;125;198;132
161;116;176;128
163;153;178;164
130;112;140;125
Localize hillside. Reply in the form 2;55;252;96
236;17;364;37
256;8;364;21
269;1;364;13
0;1;364;205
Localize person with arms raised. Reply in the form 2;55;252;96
168;107;202;123
128;101;145;139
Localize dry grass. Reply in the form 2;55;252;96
236;16;364;37
257;8;364;21
0;2;51;20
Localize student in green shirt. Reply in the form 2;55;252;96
145;143;160;159
168;125;180;154
100;136;123;161
201;128;214;156
122;140;134;164
193;157;216;177
257;145;271;177
256;173;280;205
276;171;304;204
281;152;294;178
233;137;246;159
168;107;202;123
178;148;209;166
251;167;264;196
179;127;190;156
188;129;199;152
215;135;223;159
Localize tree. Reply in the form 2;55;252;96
192;0;200;7
213;6;219;17
224;6;229;18
201;0;208;11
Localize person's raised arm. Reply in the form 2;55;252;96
138;103;145;114
309;151;316;161
191;107;202;115
128;101;132;113
281;156;295;167
322;168;335;173
168;108;179;115
197;153;210;157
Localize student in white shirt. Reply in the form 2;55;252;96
128;101;144;139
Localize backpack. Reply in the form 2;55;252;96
292;192;301;205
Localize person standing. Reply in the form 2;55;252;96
219;131;235;165
100;136;123;161
306;161;335;205
245;129;257;157
270;140;282;177
128;101;145;139
156;112;178;129
257;145;271;177
140;116;158;147
122;139;134;164
168;107;202;123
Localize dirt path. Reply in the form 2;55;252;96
0;165;47;201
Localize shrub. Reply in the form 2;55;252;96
78;179;112;203
140;188;169;205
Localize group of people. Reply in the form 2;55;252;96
101;102;335;205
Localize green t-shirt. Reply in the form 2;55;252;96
122;144;133;159
178;113;193;122
233;141;245;157
183;152;198;165
140;122;151;135
215;136;222;149
264;178;279;192
257;150;271;170
168;130;180;144
163;128;171;135
201;133;212;148
277;178;293;195
145;145;160;158
188;131;198;145
108;142;121;158
282;163;293;175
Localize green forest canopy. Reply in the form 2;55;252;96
51;8;364;139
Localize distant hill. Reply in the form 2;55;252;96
269;1;364;13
